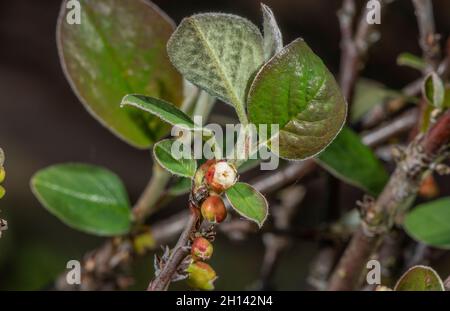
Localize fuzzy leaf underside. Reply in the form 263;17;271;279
261;3;283;60
167;13;264;115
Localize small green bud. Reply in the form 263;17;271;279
186;261;217;291
0;167;5;183
0;186;5;199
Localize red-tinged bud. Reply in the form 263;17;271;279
419;174;439;199
193;160;216;190
191;237;213;261
205;160;237;193
201;195;227;223
186;261;217;291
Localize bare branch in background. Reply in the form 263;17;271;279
255;186;306;290
412;0;441;69
328;109;450;290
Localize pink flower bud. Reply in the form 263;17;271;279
191;237;213;261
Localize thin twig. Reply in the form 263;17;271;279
339;0;388;102
147;206;200;291
412;0;441;69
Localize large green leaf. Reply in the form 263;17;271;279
167;13;264;122
121;95;195;130
57;0;182;148
31;163;132;236
247;38;347;160
226;182;268;227
404;197;450;249
394;266;444;291
317;127;389;195
153;139;197;178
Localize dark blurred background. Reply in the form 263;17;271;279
0;0;449;290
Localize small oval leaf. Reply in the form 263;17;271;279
121;94;195;130
395;265;444;291
57;0;182;148
404;197;450;249
167;13;264;119
225;182;268;227
248;38;347;160
317;127;389;195
31;163;132;236
423;72;445;108
153;139;197;178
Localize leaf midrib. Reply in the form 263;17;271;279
34;180;120;206
189;18;244;114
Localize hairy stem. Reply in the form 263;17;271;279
147;206;200;291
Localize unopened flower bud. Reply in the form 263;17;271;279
205;161;237;193
191;237;213;261
201;195;227;223
186;261;217;291
0;167;5;183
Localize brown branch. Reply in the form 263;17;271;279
338;0;388;102
147;206;200;291
412;0;441;69
328;109;450;290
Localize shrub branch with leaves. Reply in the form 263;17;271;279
27;0;450;291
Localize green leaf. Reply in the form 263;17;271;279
397;53;426;71
394;265;444;291
31;163;132;236
351;79;401;123
225;182;268;227
167;13;264;123
404;197;450;249
248;38;347;160
153;139;197;178
121;94;196;130
423;72;445;108
261;3;283;60
57;0;182;148
317;127;389;195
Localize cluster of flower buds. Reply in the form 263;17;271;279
187;236;216;290
187;160;238;290
193;159;237;224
